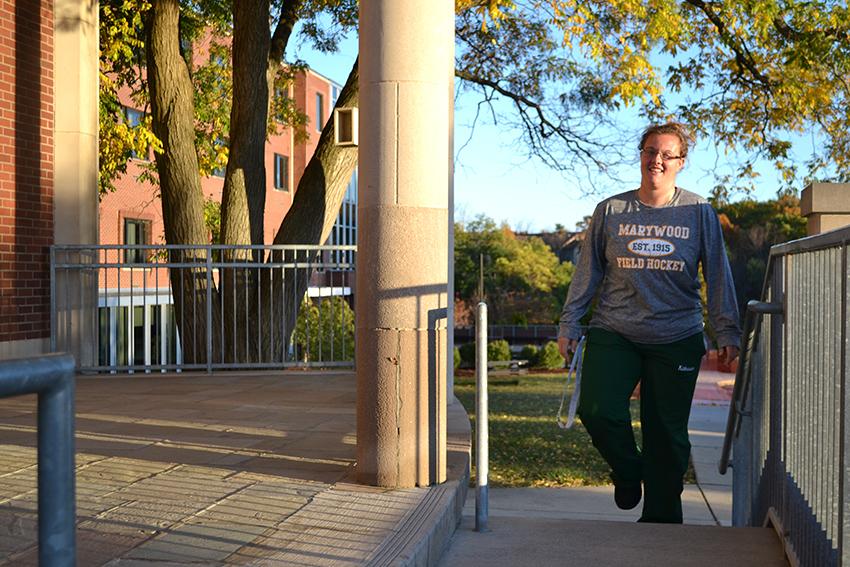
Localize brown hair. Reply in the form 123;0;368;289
638;122;695;159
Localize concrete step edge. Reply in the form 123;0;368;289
366;399;472;567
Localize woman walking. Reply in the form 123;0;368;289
558;122;741;523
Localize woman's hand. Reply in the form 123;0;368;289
558;337;579;362
719;345;739;366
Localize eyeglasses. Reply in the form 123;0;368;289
640;148;684;162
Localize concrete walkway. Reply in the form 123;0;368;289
437;368;787;566
0;372;470;566
0;366;785;566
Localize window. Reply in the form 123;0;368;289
332;85;340;105
316;92;324;131
124;107;145;159
124;218;150;264
210;138;228;177
124;107;143;127
274;154;289;191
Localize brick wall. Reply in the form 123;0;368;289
0;1;54;343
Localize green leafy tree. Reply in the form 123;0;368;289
455;216;575;325
99;0;359;363
714;194;807;311
457;0;850;192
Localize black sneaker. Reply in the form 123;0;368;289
614;481;642;510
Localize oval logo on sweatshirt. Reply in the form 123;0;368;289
627;238;675;257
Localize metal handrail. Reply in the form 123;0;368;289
0;354;76;566
715;223;850;564
718;299;783;474
717;224;850;475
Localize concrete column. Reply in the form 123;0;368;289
356;0;454;487
54;0;98;245
53;0;99;364
800;183;850;235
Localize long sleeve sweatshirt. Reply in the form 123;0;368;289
558;188;741;348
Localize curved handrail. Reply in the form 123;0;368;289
718;299;782;474
717;223;850;475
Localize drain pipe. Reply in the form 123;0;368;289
475;302;489;532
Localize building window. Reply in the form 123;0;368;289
211;138;227;177
274;154;289;191
332;85;340;105
124;107;145;159
316;92;324;131
124;218;150;264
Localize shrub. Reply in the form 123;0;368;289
459;342;476;368
487;339;511;362
453;346;461;370
293;296;355;363
519;344;539;367
537;340;565;369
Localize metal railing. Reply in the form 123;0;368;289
51;244;356;373
455;324;558;344
721;225;850;566
0;354;76;566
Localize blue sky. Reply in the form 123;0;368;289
292;28;817;233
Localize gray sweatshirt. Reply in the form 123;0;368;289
559;188;741;348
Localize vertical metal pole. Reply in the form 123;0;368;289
478;253;484;302
475;301;489;532
37;362;76;566
50;247;57;352
206;247;213;372
841;242;849;564
733;391;754;526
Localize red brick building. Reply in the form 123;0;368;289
0;1;54;356
102;68;345;248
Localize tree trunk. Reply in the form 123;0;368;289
262;58;360;360
145;0;219;364
219;0;271;363
144;2;359;366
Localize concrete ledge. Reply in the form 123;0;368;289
800;182;850;215
366;396;471;566
800;183;850;234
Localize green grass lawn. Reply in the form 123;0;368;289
454;372;695;487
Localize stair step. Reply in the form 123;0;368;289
439;517;787;566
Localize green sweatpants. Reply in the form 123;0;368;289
577;328;706;523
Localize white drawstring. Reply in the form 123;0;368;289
557;335;586;430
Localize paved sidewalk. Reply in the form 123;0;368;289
688;369;735;527
0;372;470;566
